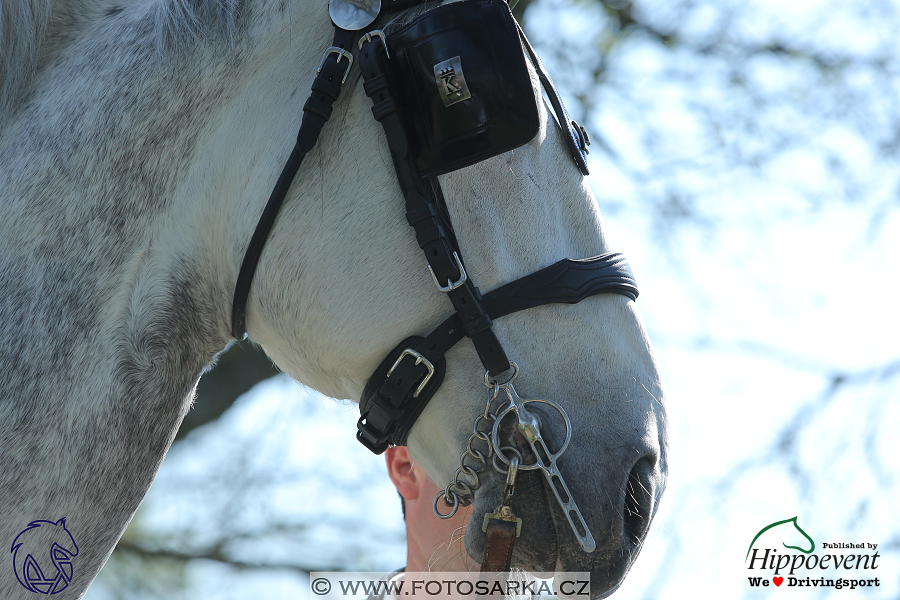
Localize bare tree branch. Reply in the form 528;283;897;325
112;539;341;575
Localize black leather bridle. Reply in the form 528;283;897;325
231;0;639;456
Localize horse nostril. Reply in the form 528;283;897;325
623;458;655;548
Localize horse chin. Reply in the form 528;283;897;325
552;456;662;599
464;458;661;600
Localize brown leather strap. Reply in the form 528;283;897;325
480;517;518;572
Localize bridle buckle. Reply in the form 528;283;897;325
317;47;354;84
428;251;467;292
387;349;435;398
359;30;390;59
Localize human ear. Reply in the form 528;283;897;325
385;446;420;501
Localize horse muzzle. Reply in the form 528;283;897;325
464;419;666;599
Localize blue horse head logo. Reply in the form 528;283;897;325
10;519;79;594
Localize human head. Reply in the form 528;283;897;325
384;446;477;572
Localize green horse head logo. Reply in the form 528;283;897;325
746;516;815;560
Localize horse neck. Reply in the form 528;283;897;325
0;13;237;397
0;0;331;387
0;2;329;593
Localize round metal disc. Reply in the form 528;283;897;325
329;0;381;31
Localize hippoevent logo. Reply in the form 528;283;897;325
745;516;881;590
10;519;79;595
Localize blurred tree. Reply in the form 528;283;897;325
175;340;280;441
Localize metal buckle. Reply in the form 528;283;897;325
482;505;523;537
317;47;354;84
428;251;468;292
387;349;435;398
358;29;390;59
573;120;591;154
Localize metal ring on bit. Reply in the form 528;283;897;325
433;489;459;519
484;362;519;388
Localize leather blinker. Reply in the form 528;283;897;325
388;0;540;177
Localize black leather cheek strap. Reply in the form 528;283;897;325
356;251;638;454
358;25;512;378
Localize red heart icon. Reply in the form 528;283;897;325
773;577;783;586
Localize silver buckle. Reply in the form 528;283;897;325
482;505;523;537
317;47;354;84
358;30;390;59
387;349;435;398
428;251;468;292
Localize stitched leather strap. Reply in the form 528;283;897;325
480;517;518;573
358;25;512;375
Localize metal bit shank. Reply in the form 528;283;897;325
491;381;596;553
